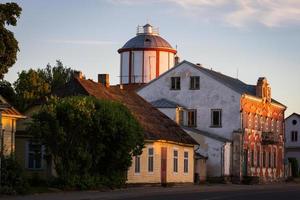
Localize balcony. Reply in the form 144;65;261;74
261;132;280;145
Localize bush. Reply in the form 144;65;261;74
0;156;29;194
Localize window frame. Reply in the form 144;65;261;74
148;147;154;173
291;131;298;142
184;151;189;173
211;109;222;127
134;155;141;174
171;77;181;90
173;149;178;173
187;109;197;127
190;76;200;90
26;142;43;170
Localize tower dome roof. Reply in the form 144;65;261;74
118;24;176;53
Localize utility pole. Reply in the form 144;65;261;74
0;104;9;187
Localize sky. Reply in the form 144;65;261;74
3;0;300;116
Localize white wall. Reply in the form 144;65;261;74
144;51;156;82
157;108;177;122
121;52;129;84
132;51;143;83
285;115;300;147
138;62;242;140
159;51;169;74
285;114;300;169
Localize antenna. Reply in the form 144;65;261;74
236;68;239;79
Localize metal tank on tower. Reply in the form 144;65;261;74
118;24;177;84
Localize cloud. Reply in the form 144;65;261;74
107;0;300;28
47;39;118;45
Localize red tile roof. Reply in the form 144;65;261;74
54;78;197;145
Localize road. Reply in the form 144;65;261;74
3;183;300;200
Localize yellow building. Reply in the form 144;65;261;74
0;95;25;156
53;73;198;184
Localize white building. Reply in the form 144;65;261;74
285;113;300;176
137;60;286;181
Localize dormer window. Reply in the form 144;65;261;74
171;77;180;90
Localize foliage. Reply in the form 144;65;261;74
42;60;74;92
288;158;299;177
14;69;50;111
0;2;22;79
28;96;144;189
13;60;74;111
0;156;29;194
0;79;16;104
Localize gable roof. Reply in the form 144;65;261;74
182;126;231;143
151;98;183;108
53;78;197;145
0;95;25;118
285;113;300;121
138;60;285;107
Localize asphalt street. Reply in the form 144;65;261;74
3;183;300;200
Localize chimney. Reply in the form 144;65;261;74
256;77;271;102
174;55;180;65
98;74;110;88
74;71;83;79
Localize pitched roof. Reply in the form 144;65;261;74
138;60;285;107
285;113;300;120
0;95;25;118
53;78;197;145
151;98;183;108
182;126;231;143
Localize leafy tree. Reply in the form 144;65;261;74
0;2;22;79
0;79;16;105
13;61;74;111
14;69;50;111
28;96;144;188
42;60;74;92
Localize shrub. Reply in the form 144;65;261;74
0;156;29;194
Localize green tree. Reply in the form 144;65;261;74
0;2;22;79
13;61;74;111
28;96;144;189
42;60;74;92
0;80;16;105
14;69;50;111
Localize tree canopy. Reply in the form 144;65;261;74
13;60;74;111
28;96;144;188
0;80;16;105
0;2;22;79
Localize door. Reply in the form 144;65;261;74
161;147;167;185
243;149;248;176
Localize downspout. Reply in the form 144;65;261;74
240;95;245;180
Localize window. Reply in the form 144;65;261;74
292;119;297;125
291;131;298;142
257;149;260;167
184;151;189;173
268;151;272;168
173;150;178;173
211;109;222;127
251;150;254;167
27;142;43;169
263;151;266;168
273;151;277;168
176;108;184;125
188;110;197;127
190;76;200;90
135;156;141;173
148;148;154;172
171;77;180;90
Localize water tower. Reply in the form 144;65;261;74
118;24;177;84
